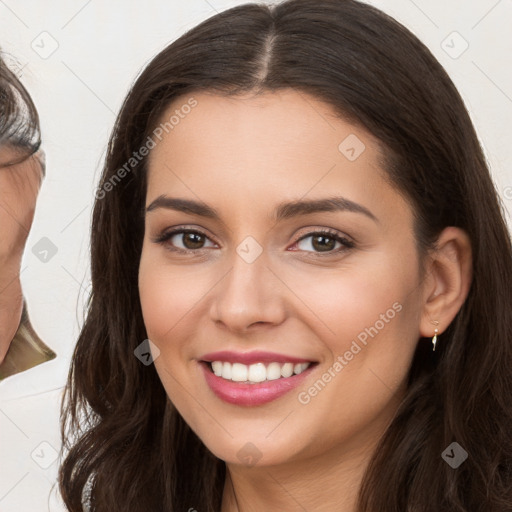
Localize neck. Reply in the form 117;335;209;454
220;421;389;512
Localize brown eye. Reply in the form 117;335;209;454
179;232;206;250
312;234;337;252
294;230;354;255
154;228;216;252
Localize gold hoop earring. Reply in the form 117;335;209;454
432;328;438;352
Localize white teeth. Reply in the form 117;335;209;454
212;361;223;376
209;360;312;383
231;363;248;382
266;362;282;380
281;362;294;378
222;361;232;380
248;362;267;383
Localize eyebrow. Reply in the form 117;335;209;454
145;195;378;223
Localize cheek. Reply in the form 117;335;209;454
138;247;214;354
139;260;186;341
286;263;421;451
0;208;30;256
291;251;423;421
288;254;417;352
138;243;420;357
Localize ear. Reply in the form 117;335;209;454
419;227;473;338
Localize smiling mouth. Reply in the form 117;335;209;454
202;360;316;384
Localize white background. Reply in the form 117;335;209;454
0;0;511;510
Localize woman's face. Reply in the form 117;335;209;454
139;89;428;467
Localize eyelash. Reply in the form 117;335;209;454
152;227;355;257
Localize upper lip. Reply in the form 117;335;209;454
200;350;315;365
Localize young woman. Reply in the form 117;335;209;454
59;0;512;510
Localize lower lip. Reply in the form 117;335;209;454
200;362;315;406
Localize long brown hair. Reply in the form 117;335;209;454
59;1;512;510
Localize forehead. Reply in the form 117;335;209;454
144;89;413;230
148;90;381;184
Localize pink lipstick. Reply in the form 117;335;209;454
199;350;316;406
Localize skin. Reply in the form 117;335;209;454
0;147;43;364
138;89;472;511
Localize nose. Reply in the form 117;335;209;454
209;248;287;334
